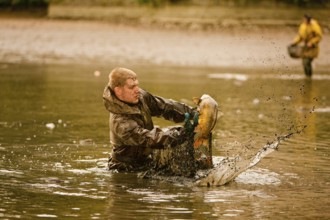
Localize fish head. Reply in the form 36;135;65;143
193;94;218;138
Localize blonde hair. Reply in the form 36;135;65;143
108;67;137;89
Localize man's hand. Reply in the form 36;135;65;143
307;42;314;48
184;112;199;134
166;112;199;148
290;42;298;47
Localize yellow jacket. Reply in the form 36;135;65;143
293;19;322;58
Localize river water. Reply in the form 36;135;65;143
0;63;329;219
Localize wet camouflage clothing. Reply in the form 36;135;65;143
103;86;195;171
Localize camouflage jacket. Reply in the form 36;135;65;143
103;86;195;170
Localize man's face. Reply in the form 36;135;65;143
115;78;140;104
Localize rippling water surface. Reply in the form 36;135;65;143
0;63;329;219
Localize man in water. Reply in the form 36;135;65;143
291;14;322;77
103;67;196;171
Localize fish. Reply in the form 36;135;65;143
192;94;218;169
193;94;218;138
143;94;218;178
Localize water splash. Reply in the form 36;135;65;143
141;127;306;187
195;129;304;187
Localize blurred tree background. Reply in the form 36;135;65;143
0;0;48;9
0;0;330;9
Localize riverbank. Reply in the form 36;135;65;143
48;5;330;31
0;17;329;73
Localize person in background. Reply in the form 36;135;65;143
103;67;197;171
291;14;322;77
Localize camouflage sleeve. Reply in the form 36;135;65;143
143;90;195;123
114;116;185;149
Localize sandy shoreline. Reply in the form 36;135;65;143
0;18;329;72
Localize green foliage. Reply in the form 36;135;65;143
0;0;49;8
276;0;330;7
0;0;10;7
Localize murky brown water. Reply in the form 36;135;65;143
0;63;329;219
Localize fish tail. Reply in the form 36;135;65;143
193;137;209;149
194;137;213;168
